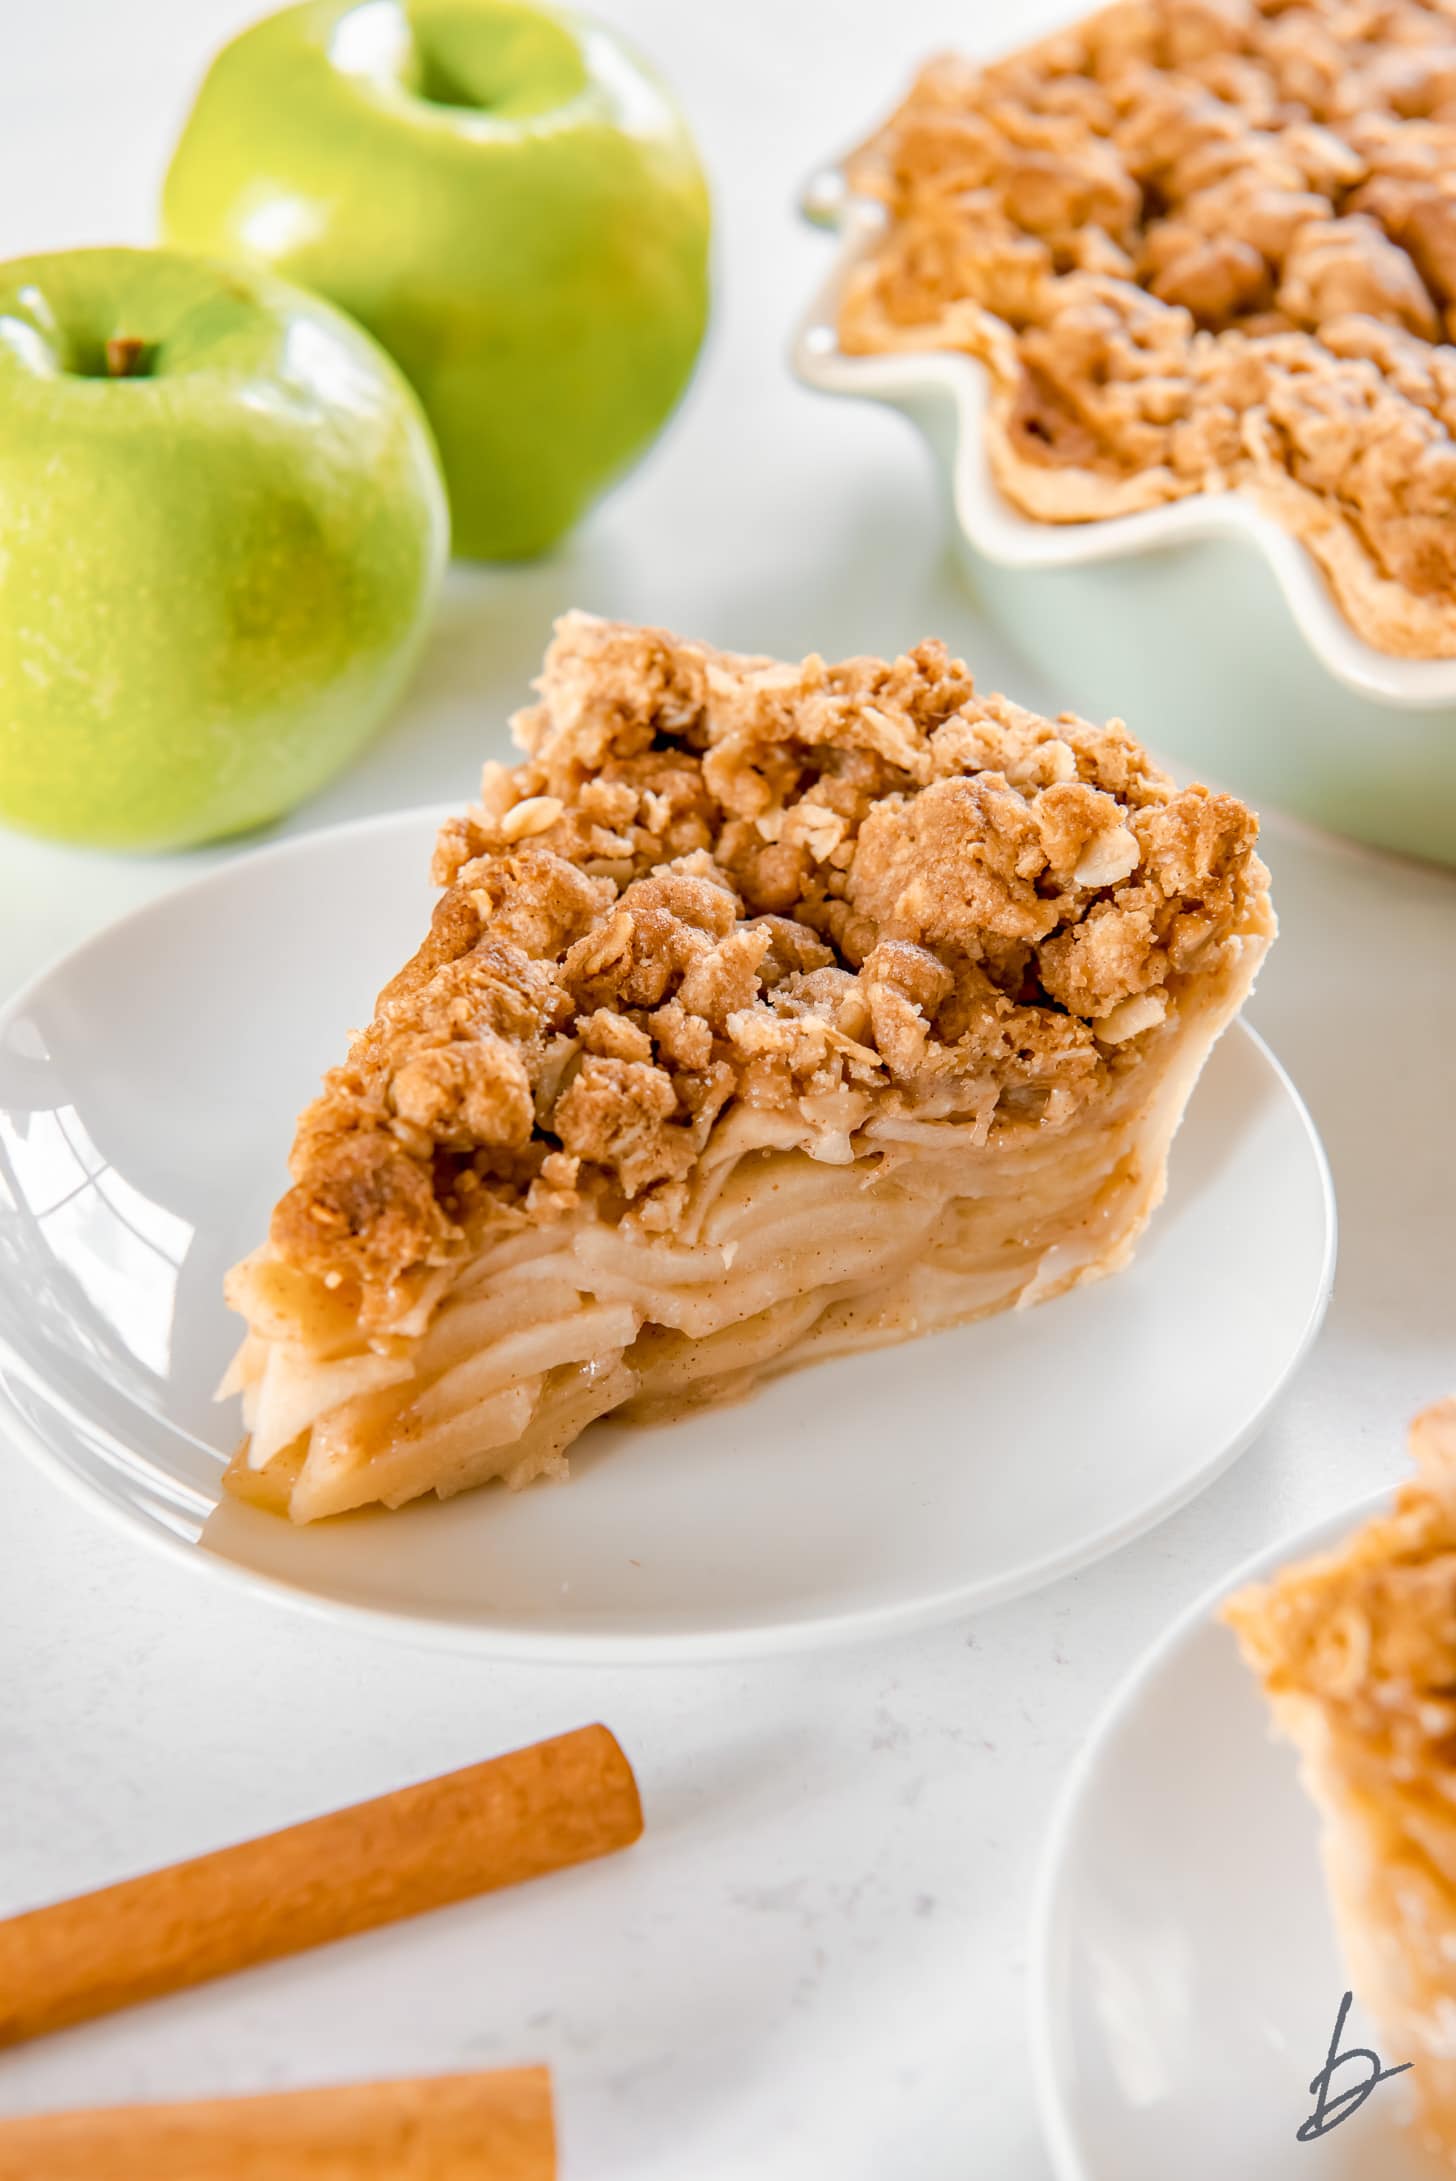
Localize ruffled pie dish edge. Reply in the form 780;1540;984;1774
795;166;1456;713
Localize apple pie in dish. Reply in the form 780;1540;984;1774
222;613;1272;1523
1227;1400;1456;2163
838;0;1456;658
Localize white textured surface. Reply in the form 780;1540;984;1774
1;4;1454;2174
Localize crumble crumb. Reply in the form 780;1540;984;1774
837;0;1456;656
272;614;1269;1310
1225;1399;1456;1765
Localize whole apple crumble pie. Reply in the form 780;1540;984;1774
222;613;1272;1522
838;0;1456;657
1227;1399;1456;2162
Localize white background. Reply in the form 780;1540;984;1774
1;3;1454;2174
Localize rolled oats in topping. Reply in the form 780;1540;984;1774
271;615;1269;1308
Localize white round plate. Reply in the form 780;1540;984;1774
0;807;1334;1660
1031;1492;1422;2181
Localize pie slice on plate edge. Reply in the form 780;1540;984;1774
1227;1399;1456;2168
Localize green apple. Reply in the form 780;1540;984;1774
161;0;711;561
0;247;446;850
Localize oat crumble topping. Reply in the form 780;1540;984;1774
1226;1399;1456;1769
837;0;1456;656
271;614;1268;1316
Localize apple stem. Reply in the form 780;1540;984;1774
104;335;151;379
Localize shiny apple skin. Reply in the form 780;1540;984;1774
162;0;711;561
0;247;448;849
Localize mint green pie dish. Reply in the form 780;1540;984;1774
795;170;1456;871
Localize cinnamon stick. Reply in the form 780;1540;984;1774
0;1724;640;2046
0;2067;554;2181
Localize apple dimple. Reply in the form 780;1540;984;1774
331;0;589;125
0;275;166;382
6;321;159;383
162;0;712;559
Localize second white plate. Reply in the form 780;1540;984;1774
0;807;1334;1658
1032;1492;1424;2181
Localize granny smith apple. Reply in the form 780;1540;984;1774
0;247;446;850
161;0;711;560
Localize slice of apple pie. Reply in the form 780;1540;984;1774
222;613;1273;1523
1226;1401;1456;2163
